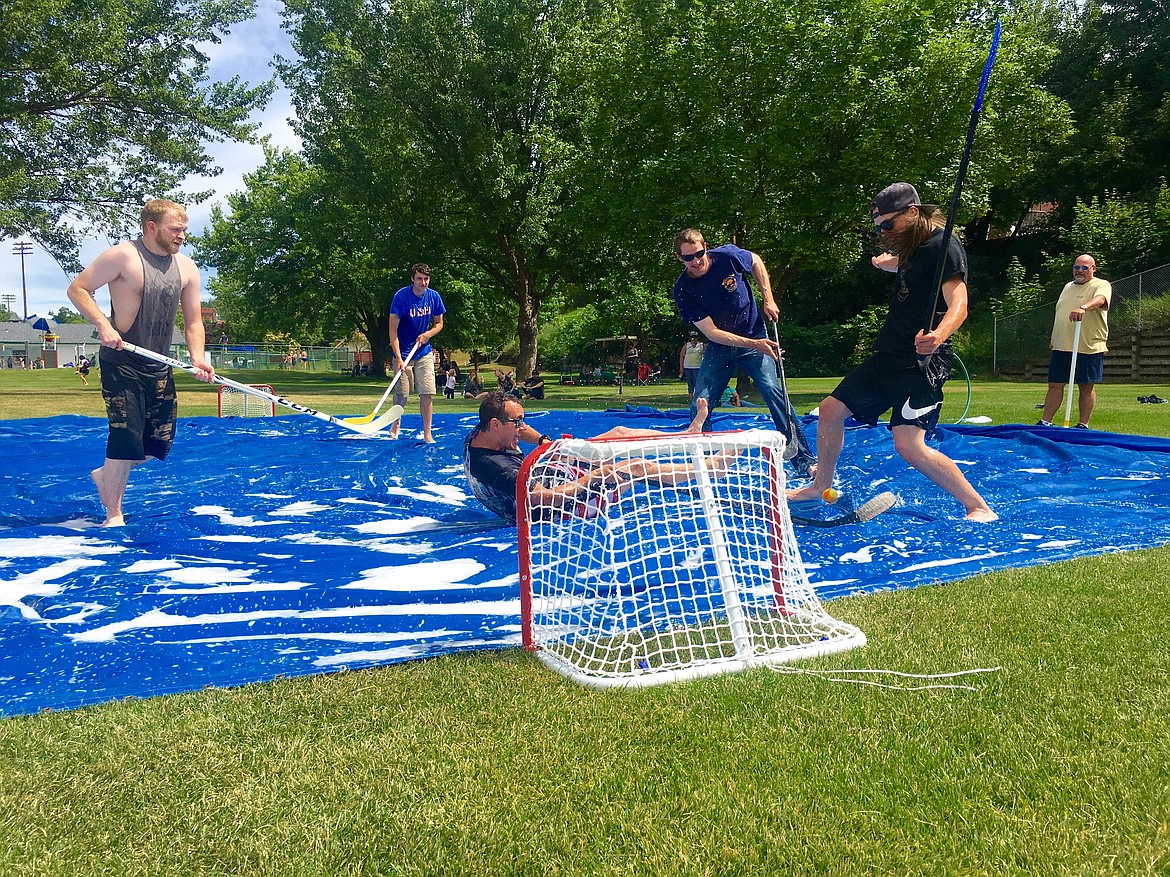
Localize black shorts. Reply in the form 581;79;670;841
832;352;943;431
1048;350;1104;385
100;349;178;461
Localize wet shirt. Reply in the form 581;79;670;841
463;428;523;522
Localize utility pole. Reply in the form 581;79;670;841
12;241;34;319
0;293;15;320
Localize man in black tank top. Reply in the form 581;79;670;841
66;198;214;527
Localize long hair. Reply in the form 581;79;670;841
887;208;947;261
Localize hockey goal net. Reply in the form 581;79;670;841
217;384;276;418
518;429;865;688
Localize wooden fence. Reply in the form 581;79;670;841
998;327;1170;383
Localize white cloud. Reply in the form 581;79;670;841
1;0;301;318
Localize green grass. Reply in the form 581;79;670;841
2;368;1170;875
3;366;1169;437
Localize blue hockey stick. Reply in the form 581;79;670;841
920;21;1002;387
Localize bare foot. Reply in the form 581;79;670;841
965;507;998;523
687;397;709;432
91;465;126;526
424;437;436;444
786;484;825;502
90;467;112;510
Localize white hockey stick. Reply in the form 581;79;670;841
344;337;421;426
1063;319;1083;428
123;343;403;436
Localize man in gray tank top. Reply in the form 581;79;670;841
67;199;214;526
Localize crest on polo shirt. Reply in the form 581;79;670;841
722;275;737;291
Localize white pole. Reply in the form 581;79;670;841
1063;319;1083;428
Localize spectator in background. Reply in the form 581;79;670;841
445;368;457;400
519;372;545;400
464;371;484;399
1038;254;1112;429
679;330;705;398
76;354;91;386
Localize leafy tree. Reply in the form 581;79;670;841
998;256;1048;317
0;0;273;268
197;147;516;373
565;0;1067;308
52;305;87;324
280;0;592;378
1058;184;1170;278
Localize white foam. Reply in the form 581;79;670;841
0;558;106;621
0;536;125;560
341;558;487;591
269;501;331;517
894;550;1003;574
69;598;523;643
192;505;287;527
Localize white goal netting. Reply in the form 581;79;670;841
217;384;276;418
518;430;866;689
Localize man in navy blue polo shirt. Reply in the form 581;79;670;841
672;228;815;479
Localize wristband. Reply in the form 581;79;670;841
539;434;552;444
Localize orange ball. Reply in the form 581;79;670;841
822;487;840;504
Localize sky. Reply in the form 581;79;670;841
0;0;302;321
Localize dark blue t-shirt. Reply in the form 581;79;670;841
463;428;522;522
672;244;764;339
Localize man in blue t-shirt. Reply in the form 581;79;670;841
389;262;446;442
672;228;815;479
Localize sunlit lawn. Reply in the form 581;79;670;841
1;365;1169;875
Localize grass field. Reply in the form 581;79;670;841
1;366;1169;875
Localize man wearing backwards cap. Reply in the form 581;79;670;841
787;182;996;521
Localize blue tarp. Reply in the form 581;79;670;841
2;409;1169;717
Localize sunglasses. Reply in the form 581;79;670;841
1073;265;1091;272
680;249;707;263
873;206;910;232
502;415;525;426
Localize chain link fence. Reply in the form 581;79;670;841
993;262;1170;374
174;343;357;373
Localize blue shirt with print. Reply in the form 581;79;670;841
391;286;446;359
671;244;763;340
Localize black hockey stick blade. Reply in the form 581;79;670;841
789;491;898;528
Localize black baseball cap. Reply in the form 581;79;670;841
871;182;937;217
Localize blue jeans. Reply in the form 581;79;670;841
693;341;816;477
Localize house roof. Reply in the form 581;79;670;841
0;319;184;346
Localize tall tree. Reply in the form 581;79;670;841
281;0;590;378
565;0;1067;306
196;147;516;370
0;0;273;268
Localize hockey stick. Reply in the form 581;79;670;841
767;320;798;462
920;21;1001;386
722;490;898;528
123;343;403;436
344;337;421;426
789;491;897;528
1063;319;1083;428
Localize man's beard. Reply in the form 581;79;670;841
154;230;181;254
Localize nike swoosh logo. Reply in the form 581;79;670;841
901;398;942;420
